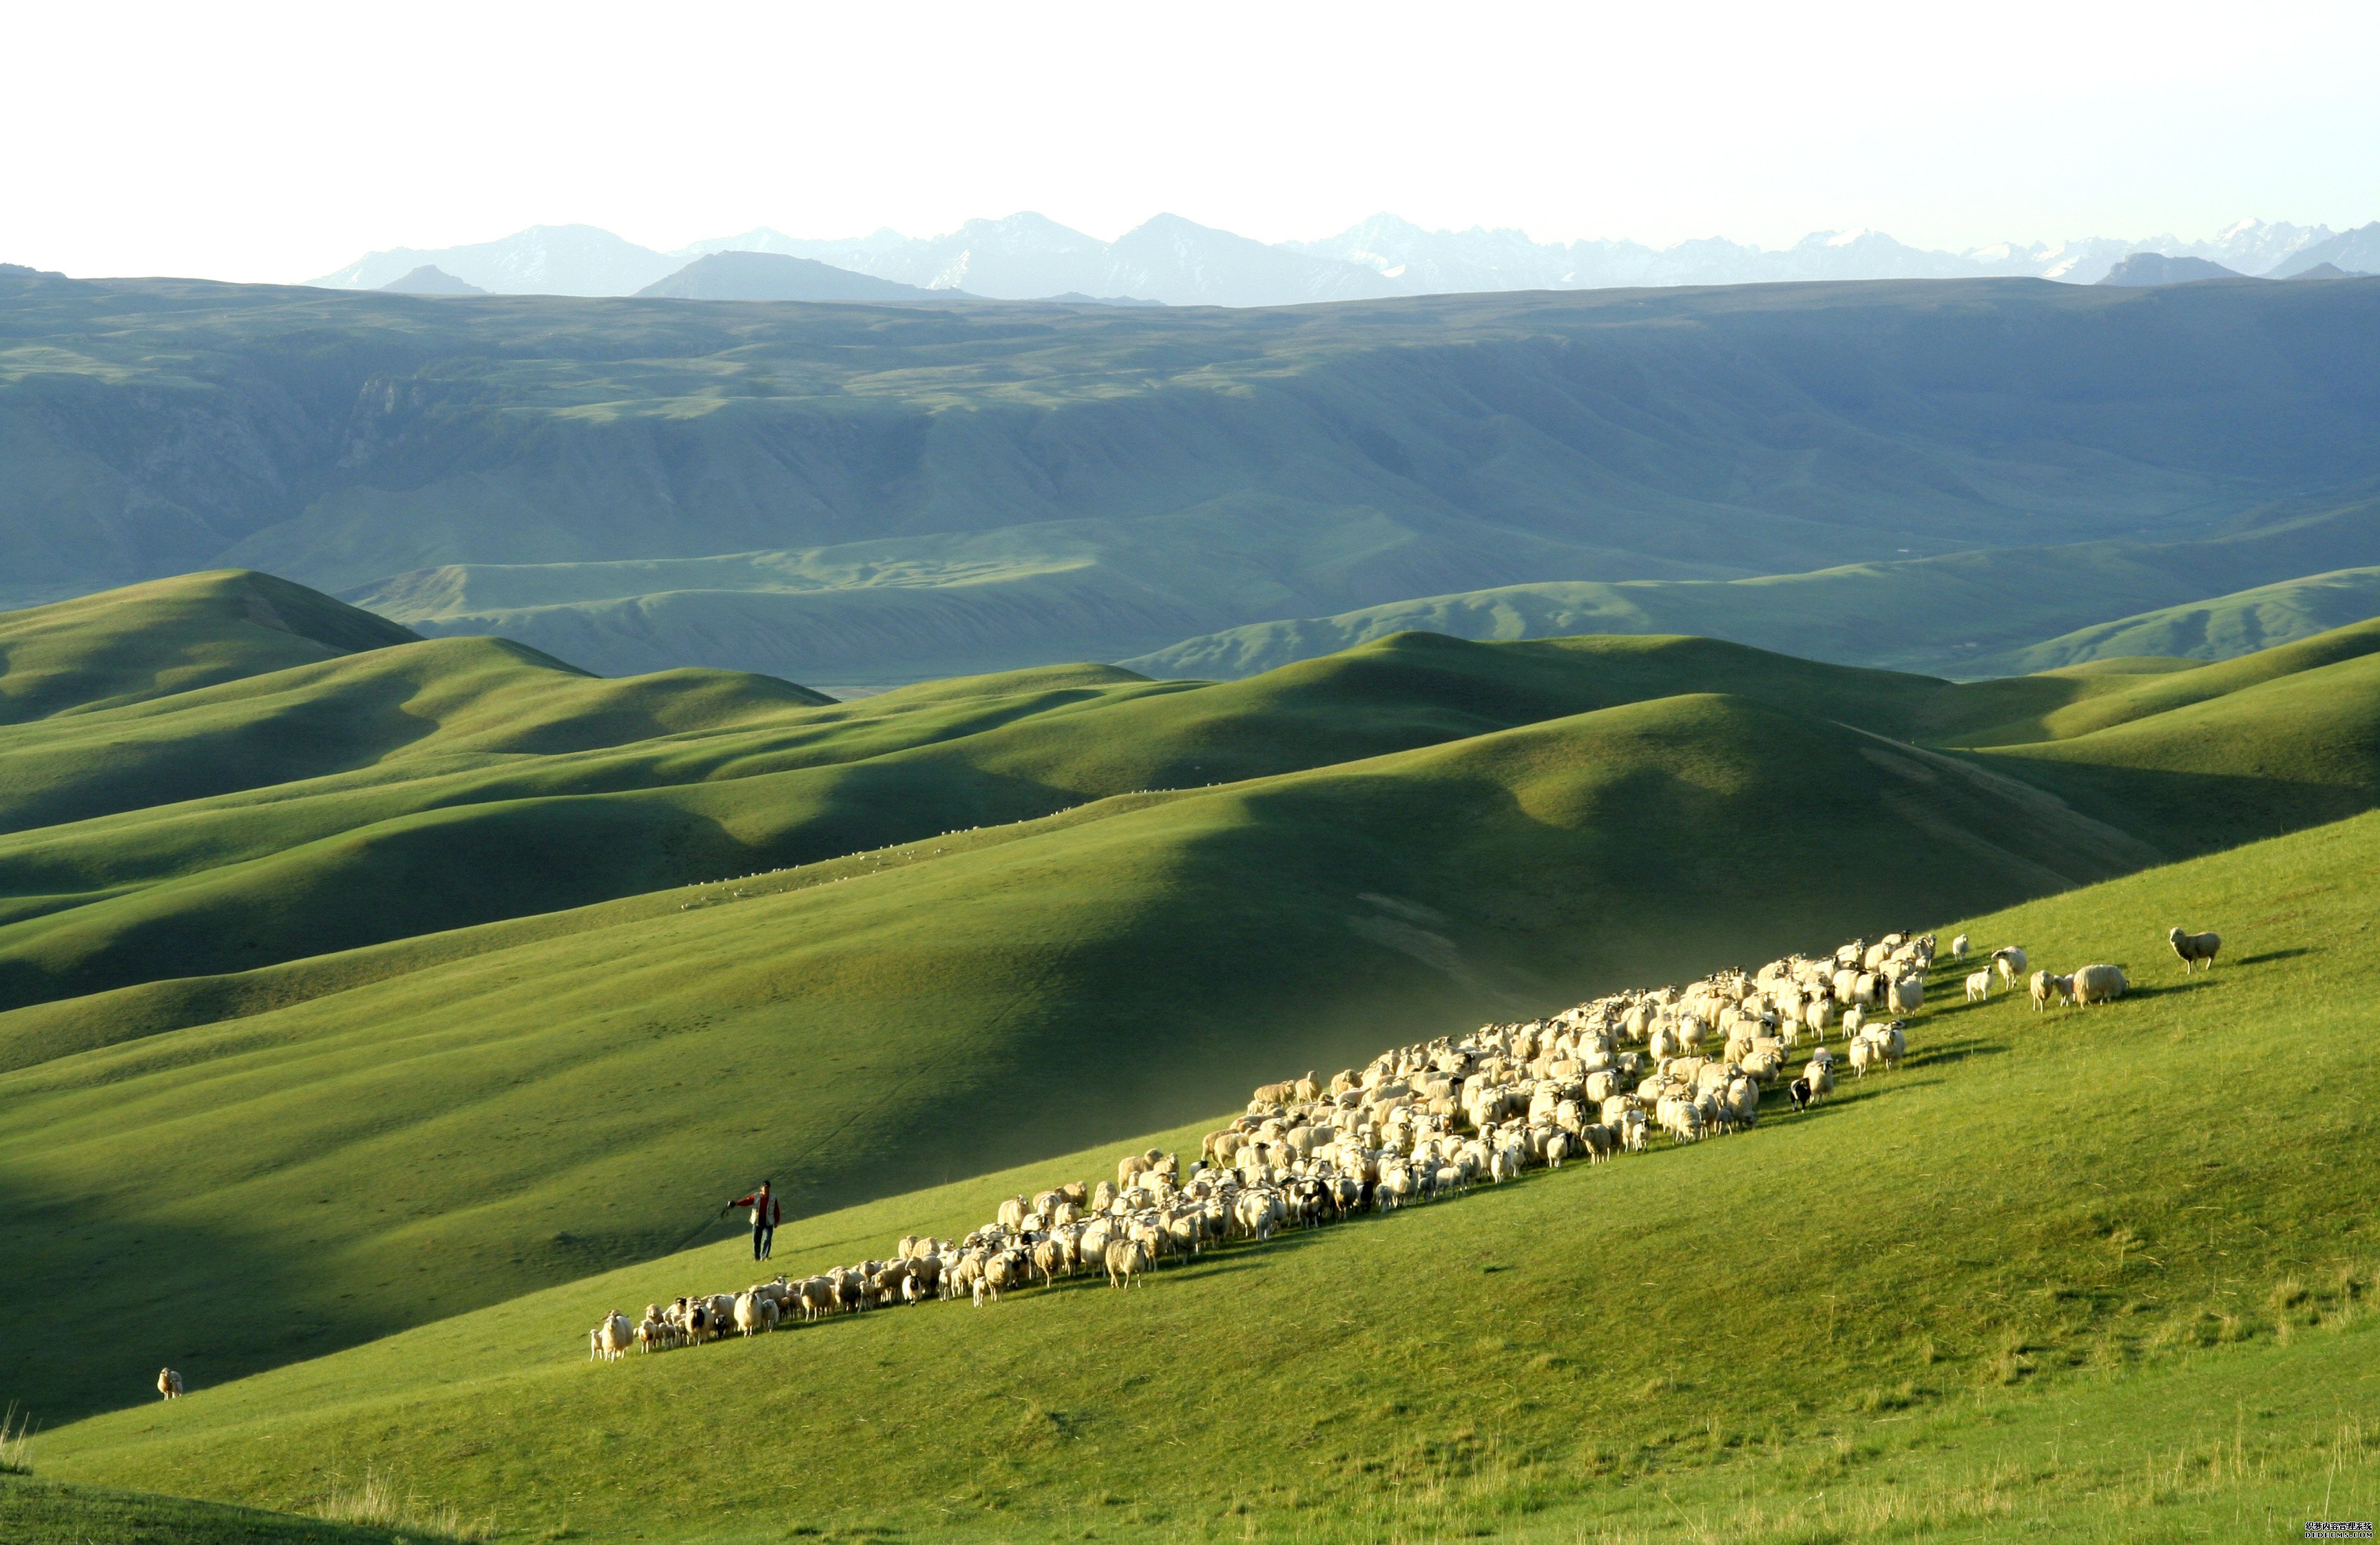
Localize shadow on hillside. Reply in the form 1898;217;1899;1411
2122;979;2218;1002
1960;753;2380;860
2237;948;2314;965
0;1170;385;1428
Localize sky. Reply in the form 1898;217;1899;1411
6;0;2377;282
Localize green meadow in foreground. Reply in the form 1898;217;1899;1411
22;808;2379;1542
9;573;2380;1427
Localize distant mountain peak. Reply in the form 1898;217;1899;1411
311;211;2378;306
636;251;960;304
2096;252;2251;286
378;265;483;295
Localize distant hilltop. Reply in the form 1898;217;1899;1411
302;213;2380;307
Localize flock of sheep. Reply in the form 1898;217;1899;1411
584;924;2220;1363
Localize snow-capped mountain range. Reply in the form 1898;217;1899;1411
309;213;2372;306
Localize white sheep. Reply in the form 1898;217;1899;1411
158;1367;183;1400
1104;1237;1152;1289
2071;963;2128;1005
1964;969;1992;1002
1847;1036;1881;1079
2167;928;2221;973
1951;933;1970;960
2028;969;2065;1011
1992;946;2028;987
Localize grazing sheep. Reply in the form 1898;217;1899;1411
2028;969;2065;1011
2071;963;2128;1005
1965;970;1992;1002
1992;946;2028;987
2167;928;2221;973
1847;1036;1881;1079
584;925;1985;1364
1104;1238;1152;1289
733;1292;775;1338
158;1367;183;1400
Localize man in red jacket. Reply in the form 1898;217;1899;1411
729;1180;780;1262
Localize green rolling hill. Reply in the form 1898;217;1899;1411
8;265;2380;685
2005;563;2380;672
1121;488;2380;682
0;570;419;725
19;808;2379;1542
8;570;2380;1448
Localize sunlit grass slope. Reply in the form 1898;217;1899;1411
0;683;2163;1421
12;578;2380;1427
32;812;2379;1544
0;570;417;726
1121;489;2380;684
0;598;2057;1013
2007;562;2380;672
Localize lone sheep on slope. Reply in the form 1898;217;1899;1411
1951;933;1971;960
158;1367;183;1400
2168;928;2222;973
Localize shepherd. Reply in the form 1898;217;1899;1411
727;1179;781;1261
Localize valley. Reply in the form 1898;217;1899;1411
7;267;2379;689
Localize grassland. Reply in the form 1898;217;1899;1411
2007;562;2380;672
8;264;2380;683
21;808;2379;1542
1121;488;2380;684
11;572;2380;1434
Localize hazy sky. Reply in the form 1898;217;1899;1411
8;0;2377;281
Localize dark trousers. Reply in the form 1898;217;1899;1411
753;1222;773;1261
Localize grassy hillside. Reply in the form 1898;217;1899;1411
0;593;2008;1012
8;264;2380;681
2007;562;2380;671
1121;488;2380;684
25;809;2379;1543
0;570;417;726
0;1475;432;1545
0;684;2162;1422
9;575;2380;1442
11;578;2372;1020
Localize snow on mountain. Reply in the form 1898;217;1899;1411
1288;213;1589;292
2193;219;2332;275
311;214;2372;306
2271;222;2380;279
1103;213;1401;306
309;224;681;296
